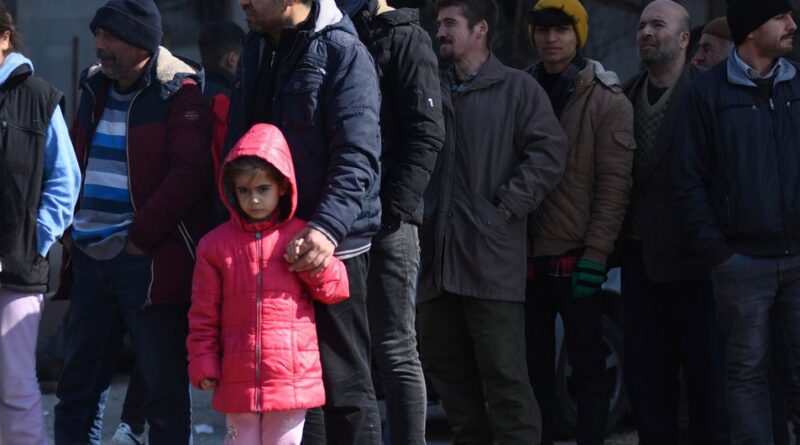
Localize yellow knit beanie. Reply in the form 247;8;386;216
530;0;589;48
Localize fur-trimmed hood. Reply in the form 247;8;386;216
80;46;204;100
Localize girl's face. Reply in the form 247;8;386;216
233;170;287;222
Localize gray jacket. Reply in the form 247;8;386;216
419;53;567;303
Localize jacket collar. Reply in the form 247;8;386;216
727;47;797;88
81;46;204;100
443;52;506;94
372;6;419;26
625;63;700;184
577;59;621;90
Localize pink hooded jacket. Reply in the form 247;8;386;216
186;123;349;413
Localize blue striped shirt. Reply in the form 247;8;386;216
72;89;136;260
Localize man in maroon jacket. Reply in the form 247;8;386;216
53;1;213;444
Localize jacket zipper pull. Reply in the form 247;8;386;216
770;98;776;110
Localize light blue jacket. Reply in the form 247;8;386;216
0;53;81;256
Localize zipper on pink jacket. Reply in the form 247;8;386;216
255;231;263;410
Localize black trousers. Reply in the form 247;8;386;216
525;257;609;445
621;240;729;445
301;253;381;445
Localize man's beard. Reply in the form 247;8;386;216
243;1;287;33
640;39;681;69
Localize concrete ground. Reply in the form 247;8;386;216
38;373;639;444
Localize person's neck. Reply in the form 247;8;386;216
645;56;684;89
543;55;577;75
737;44;779;77
115;56;151;92
266;2;313;42
454;48;489;80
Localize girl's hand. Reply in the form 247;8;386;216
199;379;217;390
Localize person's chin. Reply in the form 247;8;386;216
99;66;118;80
245;211;270;221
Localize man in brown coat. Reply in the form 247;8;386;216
524;1;635;444
418;1;567;443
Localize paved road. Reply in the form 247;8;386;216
38;373;640;444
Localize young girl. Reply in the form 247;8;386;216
187;123;349;445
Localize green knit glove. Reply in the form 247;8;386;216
571;258;606;299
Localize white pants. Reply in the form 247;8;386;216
225;409;307;445
0;289;47;445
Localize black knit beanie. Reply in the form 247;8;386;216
90;0;163;53
728;0;793;45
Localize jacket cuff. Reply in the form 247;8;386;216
188;356;220;388
707;241;734;267
581;247;609;266
307;222;339;248
496;192;529;220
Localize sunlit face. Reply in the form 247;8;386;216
690;33;731;68
239;0;287;34
636;2;688;68
436;5;486;62
750;11;797;59
234;170;287;222
94;28;150;82
533;25;579;70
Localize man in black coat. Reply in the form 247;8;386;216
621;1;728;443
674;0;800;442
341;0;445;443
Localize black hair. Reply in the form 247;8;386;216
529;8;575;28
198;20;244;70
436;0;499;45
0;5;23;54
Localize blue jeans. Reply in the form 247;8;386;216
367;223;426;445
54;248;191;445
89;317;146;436
712;252;800;445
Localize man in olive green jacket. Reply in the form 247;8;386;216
418;1;567;443
524;1;635;444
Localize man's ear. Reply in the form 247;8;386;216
478;19;488;36
679;30;691;49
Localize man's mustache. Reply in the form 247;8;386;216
96;50;115;60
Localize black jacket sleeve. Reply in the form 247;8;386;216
381;24;445;224
673;84;733;266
